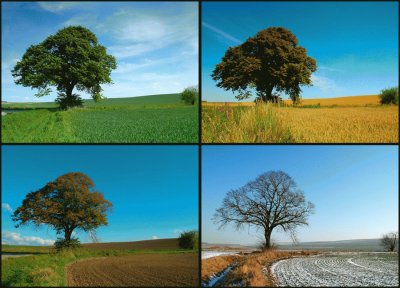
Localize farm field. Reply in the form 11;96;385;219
202;96;398;143
272;252;399;287
67;253;198;286
202;95;381;107
1;238;198;287
201;250;398;287
2;94;198;143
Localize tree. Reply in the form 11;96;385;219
13;172;112;244
88;229;100;243
181;86;198;105
178;230;198;250
379;87;398;105
213;171;315;250
212;27;317;103
381;232;398;252
12;26;117;109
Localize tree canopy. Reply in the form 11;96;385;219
12;26;117;109
181;86;198;105
381;232;398;252
13;172;112;242
212;27;317;103
379;87;398;105
214;171;314;249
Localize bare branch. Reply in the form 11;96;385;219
214;171;315;249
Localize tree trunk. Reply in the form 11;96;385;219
264;229;272;250
260;86;274;102
66;85;73;100
64;229;73;241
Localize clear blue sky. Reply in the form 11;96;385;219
202;1;399;102
2;146;198;245
1;1;198;102
202;146;398;245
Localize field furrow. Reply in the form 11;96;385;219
272;253;398;287
66;253;198;287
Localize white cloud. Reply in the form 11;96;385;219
2;203;13;213
2;231;54;246
202;22;241;45
318;66;343;73
73;7;198;59
151;236;159;240
38;2;82;13
311;74;336;92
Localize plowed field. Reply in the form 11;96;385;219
82;238;179;250
271;252;398;287
66;253;198;287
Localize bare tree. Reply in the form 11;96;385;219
88;229;100;243
213;171;315;250
381;232;398;252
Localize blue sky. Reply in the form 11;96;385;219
202;146;398;245
2;1;198;102
2;146;198;245
202;1;399;102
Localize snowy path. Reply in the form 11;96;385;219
271;253;398;287
202;251;239;259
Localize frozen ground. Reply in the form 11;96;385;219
271;252;398;287
202;251;240;259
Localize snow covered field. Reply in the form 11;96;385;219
271;252;398;287
202;251;240;259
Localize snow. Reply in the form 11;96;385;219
271;252;398;287
202;251;240;259
202;264;237;287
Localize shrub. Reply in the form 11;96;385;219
181;86;198;105
178;230;198;250
379;87;398;104
55;92;84;110
54;237;81;251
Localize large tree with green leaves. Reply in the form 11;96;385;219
12;26;117;109
13;172;112;243
212;27;317;103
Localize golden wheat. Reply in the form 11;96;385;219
277;106;398;143
202;95;381;107
202;104;398;143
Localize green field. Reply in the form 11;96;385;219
1;244;195;287
2;94;198;143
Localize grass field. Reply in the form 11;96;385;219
2;94;198;143
1;239;198;287
202;96;398;143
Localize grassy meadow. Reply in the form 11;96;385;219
202;95;398;143
2;94;198;143
2;241;197;287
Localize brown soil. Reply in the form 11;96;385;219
82;238;179;250
66;253;198;287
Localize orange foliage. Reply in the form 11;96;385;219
13;172;112;240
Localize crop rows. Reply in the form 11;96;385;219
271;253;398;287
2;106;198;143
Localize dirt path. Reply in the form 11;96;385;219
66;253;198;287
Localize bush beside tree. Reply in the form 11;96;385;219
178;230;198;250
379;87;398;105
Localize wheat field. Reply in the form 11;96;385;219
202;97;398;143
